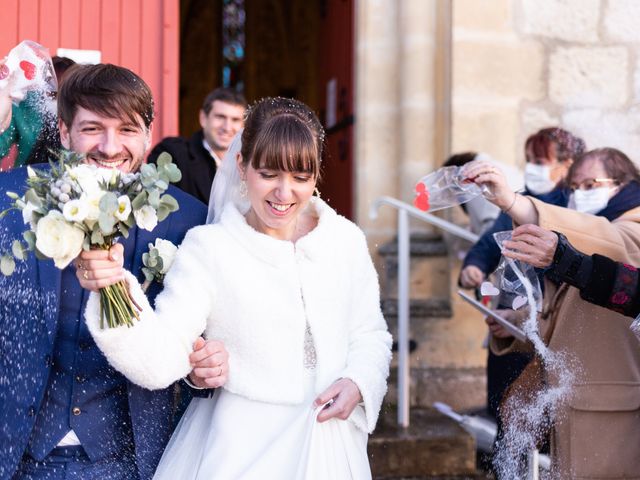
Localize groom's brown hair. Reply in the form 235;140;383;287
58;63;154;130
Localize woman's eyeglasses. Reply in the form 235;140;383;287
569;178;619;192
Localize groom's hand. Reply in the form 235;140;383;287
188;337;229;388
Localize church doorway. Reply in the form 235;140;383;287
179;0;354;218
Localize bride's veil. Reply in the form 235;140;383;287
206;131;248;224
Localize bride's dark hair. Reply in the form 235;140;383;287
241;97;325;179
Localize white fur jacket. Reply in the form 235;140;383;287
86;197;392;433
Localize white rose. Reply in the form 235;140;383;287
134;205;158;231
63;199;89;223
35;211;85;269
153;239;178;274
114;195;132;221
21;201;38;229
83;191;105;228
70;164;101;195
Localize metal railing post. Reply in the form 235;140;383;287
397;208;410;428
369;196;479;428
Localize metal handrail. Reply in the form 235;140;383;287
369;196;479;427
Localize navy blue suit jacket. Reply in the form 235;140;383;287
0;165;207;480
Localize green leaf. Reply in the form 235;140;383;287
24;188;43;207
91;228;105;245
118;223;130;238
155;180;169;191
11;240;27;260
141;267;155;282
148;189;161;208
165;164;182;183
99;192;119;214
98;213;116;235
142;252;150;267
23;230;36;250
131;191;148;210
156;205;170;222
6;191;19;200
157;152;173;168
159;194;179;212
0;255;15;276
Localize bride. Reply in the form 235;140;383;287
77;97;392;479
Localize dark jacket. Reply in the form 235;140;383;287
462;186;571;276
148;131;217;205
0;165;207;480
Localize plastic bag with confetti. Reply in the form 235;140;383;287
0;40;57;103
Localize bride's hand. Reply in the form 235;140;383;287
188;337;229;388
462;159;515;211
314;378;362;423
75;243;125;291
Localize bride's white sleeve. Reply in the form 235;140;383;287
339;230;392;433
85;230;212;390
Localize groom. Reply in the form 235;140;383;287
0;64;227;479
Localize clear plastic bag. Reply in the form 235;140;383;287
493;230;542;311
0;40;57;103
413;153;498;213
413;165;485;212
630;314;640;340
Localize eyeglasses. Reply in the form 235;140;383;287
569;178;619;192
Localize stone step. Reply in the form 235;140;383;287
369;407;478;479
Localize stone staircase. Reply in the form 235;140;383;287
370;232;490;479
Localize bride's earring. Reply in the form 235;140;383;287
239;180;248;198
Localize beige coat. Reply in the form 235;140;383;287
493;198;640;479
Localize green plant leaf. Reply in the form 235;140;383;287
99;192;119;214
131;191;148;210
157;152;173;168
1;255;16;275
11;240;27;260
23;230;36;250
159;194;179;212
91;228;104;244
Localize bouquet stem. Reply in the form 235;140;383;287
98;280;141;329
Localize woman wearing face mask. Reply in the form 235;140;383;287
458;128;584;429
465;147;640;478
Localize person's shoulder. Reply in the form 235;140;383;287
167;184;207;218
148;136;190;164
316;199;366;244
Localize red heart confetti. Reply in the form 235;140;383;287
415;182;426;194
414;188;430;211
0;64;9;81
19;61;36;80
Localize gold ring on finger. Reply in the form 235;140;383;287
83;270;89;280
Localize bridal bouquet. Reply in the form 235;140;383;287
0;151;182;328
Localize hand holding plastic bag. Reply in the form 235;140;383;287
0;40;57;103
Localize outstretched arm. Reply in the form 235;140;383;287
78;233;225;390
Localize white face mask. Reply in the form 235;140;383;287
525;163;556;195
570;186;614;214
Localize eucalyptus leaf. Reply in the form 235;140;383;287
156;205;170;222
141;267;155;282
148;190;161;208
159;194;179;212
157;152;173;168
91;228;104;245
165;164;182;183
99;192;119;214
0;255;15;276
98;213;116;235
25;189;43;207
11;240;26;260
23;230;36;250
131;191;148;210
155;180;169;191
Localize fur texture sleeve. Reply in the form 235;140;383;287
86;229;213;390
339;229;392;433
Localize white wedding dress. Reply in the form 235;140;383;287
152;324;372;480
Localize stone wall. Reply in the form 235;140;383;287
453;0;640;164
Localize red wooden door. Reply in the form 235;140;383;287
0;0;180;144
318;0;354;219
